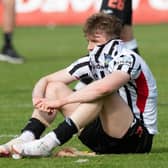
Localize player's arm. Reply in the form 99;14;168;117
32;68;76;105
63;70;130;104
40;70;130;110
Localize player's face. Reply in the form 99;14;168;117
86;31;109;52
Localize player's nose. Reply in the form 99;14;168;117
87;42;95;51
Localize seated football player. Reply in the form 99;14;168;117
0;13;158;158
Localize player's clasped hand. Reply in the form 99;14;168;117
33;98;62;114
32;97;41;107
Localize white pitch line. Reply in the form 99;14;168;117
0;134;18;138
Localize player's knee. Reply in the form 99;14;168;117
46;82;66;96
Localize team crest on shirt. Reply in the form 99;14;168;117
104;53;113;68
115;55;133;67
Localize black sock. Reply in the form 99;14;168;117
3;32;13;49
21;118;46;139
53;118;78;145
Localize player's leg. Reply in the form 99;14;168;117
79;93;153;153
11;92;134;157
0;109;47;157
12;90;153;155
2;0;15;33
121;25;139;54
10;82;65;147
0;82;76;156
11;84;105;157
78;92;133;153
100;0;124;18
0;0;24;64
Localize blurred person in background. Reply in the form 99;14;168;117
100;0;139;53
0;0;24;64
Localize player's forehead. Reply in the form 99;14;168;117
86;31;108;41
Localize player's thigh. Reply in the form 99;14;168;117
100;91;131;120
99;92;133;137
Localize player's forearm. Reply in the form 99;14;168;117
62;72;130;106
62;83;108;106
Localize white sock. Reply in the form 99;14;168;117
42;132;60;150
19;131;35;142
124;39;138;50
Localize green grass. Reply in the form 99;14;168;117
0;24;168;167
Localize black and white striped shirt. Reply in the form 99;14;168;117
67;39;158;134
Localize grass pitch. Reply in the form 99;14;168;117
0;24;168;168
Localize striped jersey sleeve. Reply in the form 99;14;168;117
66;56;93;80
109;52;141;79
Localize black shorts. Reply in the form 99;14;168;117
78;118;154;154
100;0;132;25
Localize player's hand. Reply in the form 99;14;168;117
32;97;52;113
34;98;60;113
39;98;62;109
55;147;96;157
32;97;41;107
